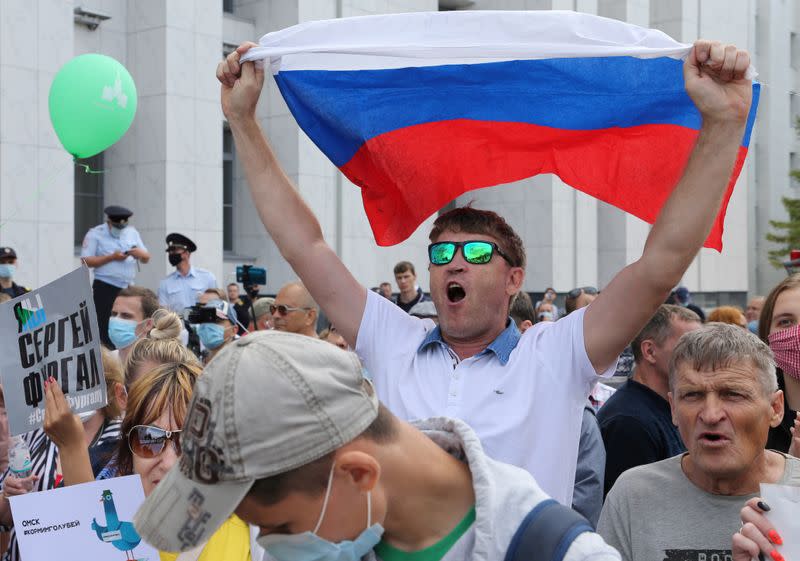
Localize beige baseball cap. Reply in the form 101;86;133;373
134;330;379;552
252;296;275;319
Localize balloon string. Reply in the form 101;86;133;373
0;160;74;230
74;159;106;174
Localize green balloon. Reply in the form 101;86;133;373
48;54;137;159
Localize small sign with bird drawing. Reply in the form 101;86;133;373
9;475;158;561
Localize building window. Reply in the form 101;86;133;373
74;153;104;247
792;32;799;71
223;43;237;57
223;126;234;252
223;0;234;14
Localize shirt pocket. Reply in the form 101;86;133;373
95;234;121;256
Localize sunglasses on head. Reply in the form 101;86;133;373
567;286;599;299
127;425;182;459
269;304;311;316
428;241;513;266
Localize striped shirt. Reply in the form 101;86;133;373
0;418;121;561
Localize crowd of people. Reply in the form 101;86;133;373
0;37;796;561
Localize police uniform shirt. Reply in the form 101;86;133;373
158;266;218;312
81;223;147;288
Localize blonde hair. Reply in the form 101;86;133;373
146;309;183;339
124;309;199;386
100;347;125;419
115;361;202;476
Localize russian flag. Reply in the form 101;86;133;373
241;11;760;251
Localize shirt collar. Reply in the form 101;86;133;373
174;266;196;279
417;318;521;365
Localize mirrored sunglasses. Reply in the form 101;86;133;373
269;304;310;316
428;240;513;266
127;425;182;459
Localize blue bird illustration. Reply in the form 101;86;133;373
91;489;142;560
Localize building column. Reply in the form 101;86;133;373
104;0;224;291
0;0;75;289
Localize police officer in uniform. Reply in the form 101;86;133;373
0;247;29;298
158;233;217;313
81;205;150;347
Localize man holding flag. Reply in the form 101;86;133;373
217;37;752;507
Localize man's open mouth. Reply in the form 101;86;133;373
699;432;729;444
447;282;466;303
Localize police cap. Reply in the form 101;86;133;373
104;205;133;222
0;247;17;259
165;232;197;253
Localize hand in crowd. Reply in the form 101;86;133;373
43;376;94;486
1;474;39;499
733;498;784;561
43;376;83;451
126;247;147;260
789;417;800;458
110;250;128;262
684;40;752;125
217;42;264;123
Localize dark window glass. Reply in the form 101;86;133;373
223;126;234;252
74;153;104;247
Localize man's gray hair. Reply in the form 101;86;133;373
669;322;778;396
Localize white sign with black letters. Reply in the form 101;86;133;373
0;266;107;435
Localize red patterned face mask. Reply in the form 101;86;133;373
768;324;800;380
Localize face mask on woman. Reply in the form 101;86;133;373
768;324;800;380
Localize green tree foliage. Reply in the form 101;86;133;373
766;117;800;268
767;197;800;268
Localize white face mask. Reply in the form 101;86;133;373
257;463;384;561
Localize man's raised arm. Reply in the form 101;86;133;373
218;43;366;345
585;40;753;372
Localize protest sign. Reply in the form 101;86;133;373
761;483;800;561
10;475;159;561
0;266;106;435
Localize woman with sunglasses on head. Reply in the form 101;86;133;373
0;348;126;561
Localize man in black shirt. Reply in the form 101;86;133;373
598;304;701;495
227;282;253;335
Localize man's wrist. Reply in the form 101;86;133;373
227;114;261;135
699;114;747;135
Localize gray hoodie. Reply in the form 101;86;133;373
366;417;620;561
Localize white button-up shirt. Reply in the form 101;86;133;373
81;223;147;288
158;267;218;313
355;289;614;506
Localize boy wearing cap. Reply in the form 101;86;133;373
0;247;28;298
135;332;620;561
81;205;150;347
